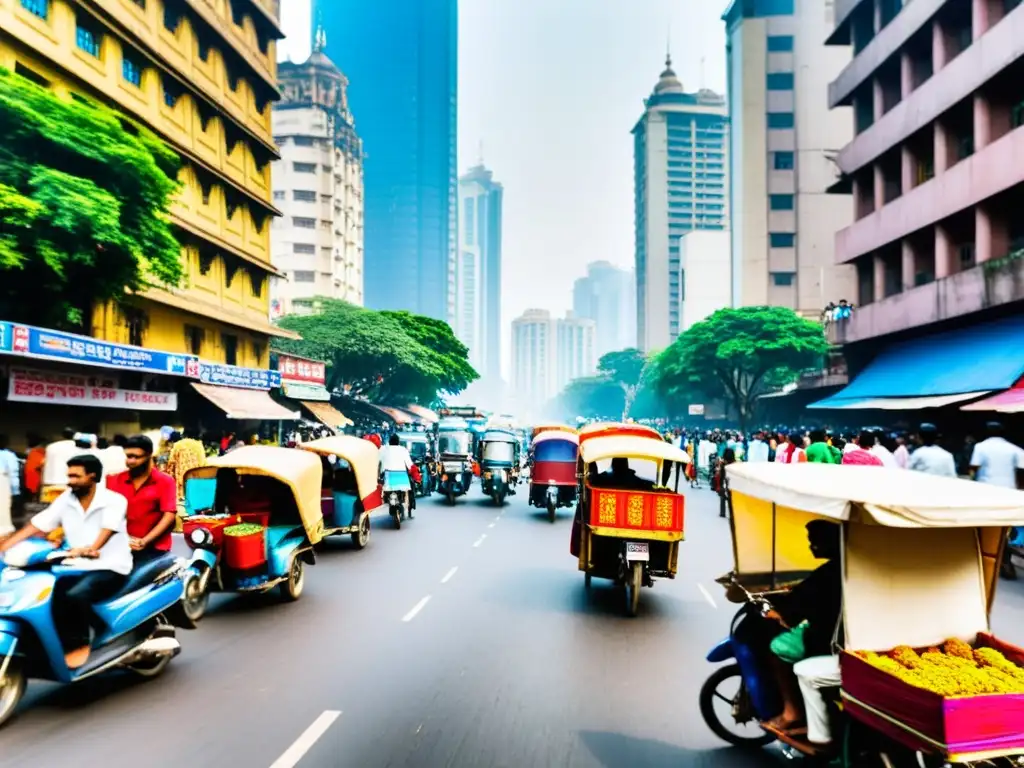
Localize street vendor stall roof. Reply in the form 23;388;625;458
301;400;353;428
403;404;439;423
726;463;1024;527
191;383;300;420
961;383;1024;413
807;314;1024;410
375;405;414;425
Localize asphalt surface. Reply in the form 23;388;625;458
4;483;1024;767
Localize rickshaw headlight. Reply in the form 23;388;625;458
189;527;214;549
389;492;398;504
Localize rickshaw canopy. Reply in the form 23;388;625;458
531;424;576;439
532;430;580;448
183;446;325;544
579;435;689;465
578;422;663;445
299;436;382;510
481;429;517;443
725;463;1024;653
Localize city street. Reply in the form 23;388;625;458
5;484;1024;768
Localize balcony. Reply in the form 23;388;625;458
828;251;1024;344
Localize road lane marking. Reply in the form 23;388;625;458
269;710;341;768
488;523;496;529
697;583;718;609
402;595;431;622
493;516;500;521
441;566;458;584
473;534;487;547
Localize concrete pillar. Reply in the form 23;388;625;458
973;0;1000;39
873;78;885;122
873;0;883;33
974;93;992;151
932;19;948;72
901;241;917;290
934;121;951;174
976;205;1008;264
873;163;886;211
935;225;953;278
900;51;915;98
873;254;886;300
900;146;915;194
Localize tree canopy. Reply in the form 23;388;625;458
0;68;182;328
652;306;829;428
549;347;664;422
273;299;478;405
596;347;652;418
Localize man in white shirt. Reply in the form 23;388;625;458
870;430;898;468
42;427;77;491
0;453;131;669
971;421;1024;489
908;424;956;478
378;434;415;510
747;433;770;463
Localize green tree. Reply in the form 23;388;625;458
596;347;651;418
652;306;828;429
274;299;478;404
553;376;626;421
0;68;182;328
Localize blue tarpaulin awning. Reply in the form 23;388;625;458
808;315;1024;410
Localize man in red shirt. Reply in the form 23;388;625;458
106;435;177;566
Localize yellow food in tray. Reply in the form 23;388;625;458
856;639;1024;697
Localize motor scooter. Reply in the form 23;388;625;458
0;538;204;728
381;470;413;529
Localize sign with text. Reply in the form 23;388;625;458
8;368;177;411
688;404;705;416
7;324;191;376
0;322;11;354
195;361;281;390
277;355;327;386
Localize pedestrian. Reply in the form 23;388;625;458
747;432;770;463
970;421;1024;489
842;432;884;466
804;430;837;464
907;423;956;478
870;430;898;468
776;433;807;464
23;433;45;503
718;448;736;518
893;434;910;469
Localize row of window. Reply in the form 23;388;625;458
770;194;794;210
181;324;264;364
767;72;794;91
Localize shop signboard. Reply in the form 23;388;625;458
278;354;327;386
194;361;281;390
0;322;11;354
688;404;705;416
281;381;331;402
11;324;191;375
8;368;177;411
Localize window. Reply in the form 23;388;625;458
294;136;315;147
76;18;101;57
463;198;475;245
273;190;285;200
293;190;317;202
770;233;796;247
766;72;794;90
293;243;315;254
197;35;210;62
162;76;181;108
767;35;794;52
293;162;316;174
770;194;795;210
292;217;316;229
184;325;203;355
1012;99;1024;129
20;0;47;19
15;62;49;87
124;308;147;347
773;151;795;170
250;271;265;298
771;272;796;286
163;2;181;32
293;270;315;283
122;54;142;87
767;112;795;129
252;341;265;363
222;334;238;366
753;0;795;13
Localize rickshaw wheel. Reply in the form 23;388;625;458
625;562;642;616
173;570;209;626
546;499;557;522
698;664;776;748
351;514;370;550
446;491;456;506
279;556;305;601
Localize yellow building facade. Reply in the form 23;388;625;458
0;0;296;368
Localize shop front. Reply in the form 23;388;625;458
274;353;352;434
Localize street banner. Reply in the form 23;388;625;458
8;368;178;411
278;354;327;386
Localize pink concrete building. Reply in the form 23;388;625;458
826;0;1024;347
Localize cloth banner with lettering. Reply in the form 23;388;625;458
7;368;177;411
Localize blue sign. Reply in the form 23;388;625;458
197;362;281;390
0;322;11;354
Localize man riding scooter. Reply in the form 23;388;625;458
378;434;418;516
0;454;131;669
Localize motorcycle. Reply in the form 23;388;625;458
0;538;204;728
382;470;413;529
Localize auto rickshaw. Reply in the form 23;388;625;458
571;435;688;616
299;436;383;548
702;462;1024;767
396;430;435;497
435;417;475;505
530;423;577;441
529;430;580;522
477;429;520;506
179;446;325;621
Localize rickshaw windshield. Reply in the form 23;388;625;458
405;440;428;459
438;432;472;455
482;441;515;463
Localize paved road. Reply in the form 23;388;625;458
4;484;1024;767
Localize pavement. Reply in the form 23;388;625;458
4;484;1024;767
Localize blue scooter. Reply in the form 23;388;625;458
0;538;205;728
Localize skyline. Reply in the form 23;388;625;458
280;0;727;371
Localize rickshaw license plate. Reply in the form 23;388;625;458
625;542;649;561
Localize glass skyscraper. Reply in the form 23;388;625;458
633;57;729;352
313;0;457;320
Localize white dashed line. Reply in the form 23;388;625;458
488;523;496;529
697;583;718;609
441;566;458;584
402;595;432;622
269;710;342;768
473;534;487;548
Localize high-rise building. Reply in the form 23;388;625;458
572;261;636;358
455;164;503;380
511;309;556;406
679;231;731;331
723;0;855;315
555;313;597;394
314;0;457;320
272;33;364;316
633;56;729;353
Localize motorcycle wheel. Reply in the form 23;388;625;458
391;508;402;529
0;661;25;729
698;664;776;748
167;570;208;628
446;491;456;506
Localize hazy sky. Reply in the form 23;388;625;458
279;0;726;363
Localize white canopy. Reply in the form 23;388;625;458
579;435;690;465
726;462;1024;528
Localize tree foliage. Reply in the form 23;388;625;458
597;347;652;418
555;376;626;421
652;306;829;428
274;299;478;405
550;348;663;421
0;68;182;328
